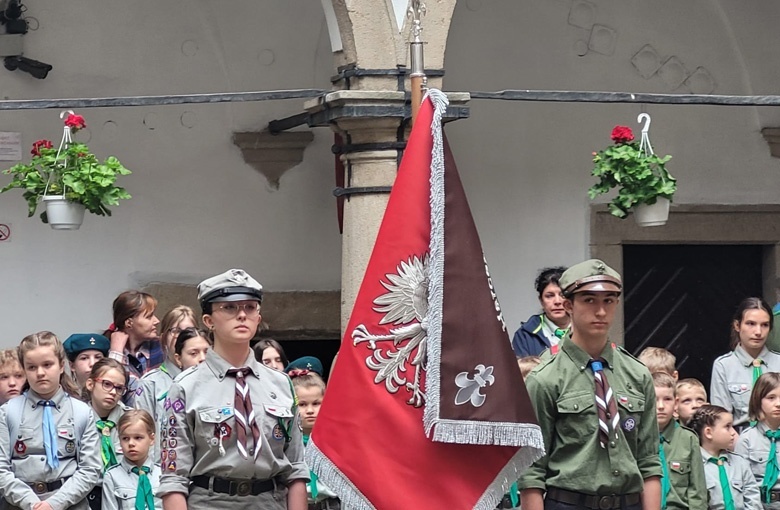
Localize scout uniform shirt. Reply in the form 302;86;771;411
0;388;102;510
136;362;182;423
102;457;162;510
156;349;308;503
659;420;707;510
735;422;780;509
700;448;762;509
711;345;780;429
136;363;181;462
100;403;131;466
516;337;662;496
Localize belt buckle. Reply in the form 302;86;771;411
33;482;47;494
772;492;780;502
236;481;251;497
598;496;613;510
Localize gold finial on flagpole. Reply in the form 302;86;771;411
408;0;426;125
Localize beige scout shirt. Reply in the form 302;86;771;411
700;448;761;510
102;458;162;510
0;388;102;510
156;349;309;497
735;422;780;509
711;345;780;429
135;363;181;423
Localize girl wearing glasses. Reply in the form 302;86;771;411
84;359;131;510
136;306;198;424
0;332;101;510
158;269;308;510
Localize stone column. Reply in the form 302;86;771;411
311;0;461;332
305;90;469;330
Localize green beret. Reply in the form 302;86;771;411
63;334;110;361
285;356;324;377
559;259;622;297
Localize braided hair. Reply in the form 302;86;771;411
689;404;730;443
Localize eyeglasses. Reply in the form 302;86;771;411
94;378;127;395
216;302;261;317
168;327;183;336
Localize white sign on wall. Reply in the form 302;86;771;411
0;132;22;161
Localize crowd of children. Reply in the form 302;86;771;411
511;260;780;510
1;263;780;510
0;269;340;510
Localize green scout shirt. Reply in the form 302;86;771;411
660;420;707;510
517;337;662;496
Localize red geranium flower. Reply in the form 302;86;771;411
610;125;634;144
64;113;87;131
30;139;52;156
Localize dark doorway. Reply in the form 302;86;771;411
277;339;341;381
622;244;764;390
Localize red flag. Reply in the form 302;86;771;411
307;90;543;509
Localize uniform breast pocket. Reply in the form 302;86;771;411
56;425;77;459
198;406;235;448
111;487;136;510
615;390;644;446
668;460;691;490
13;427;35;458
731;478;746;506
746;448;770;473
555;393;595;442
263;403;293;451
727;383;751;409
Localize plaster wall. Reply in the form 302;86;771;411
0;0;341;343
1;0;779;345
443;0;780;334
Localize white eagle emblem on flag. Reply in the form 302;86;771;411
352;254;429;407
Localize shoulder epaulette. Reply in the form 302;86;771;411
105;463;122;474
174;365;199;382
139;368;161;381
713;351;735;363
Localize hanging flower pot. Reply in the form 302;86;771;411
0;110;131;230
634;197;670;227
588;114;676;227
41;196;86;230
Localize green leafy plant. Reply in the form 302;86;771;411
588;125;676;219
0;113;131;223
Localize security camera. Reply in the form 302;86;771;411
4;55;51;79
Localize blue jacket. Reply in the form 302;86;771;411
511;314;551;358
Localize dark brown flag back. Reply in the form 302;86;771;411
422;92;541;449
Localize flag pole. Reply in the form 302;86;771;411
409;0;426;126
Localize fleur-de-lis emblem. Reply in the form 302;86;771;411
454;364;495;407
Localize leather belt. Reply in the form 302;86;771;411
28;477;70;495
191;475;274;497
546;487;642;510
308;499;341;510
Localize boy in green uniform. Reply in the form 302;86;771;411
653;371;707;509
518;259;662;510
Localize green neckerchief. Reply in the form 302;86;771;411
131;465;155;510
708;456;735;510
96;420;118;470
660;434;670;509
508;481;519;507
540;314;568;339
303;434;318;499
753;358;764;387
762;429;780;503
